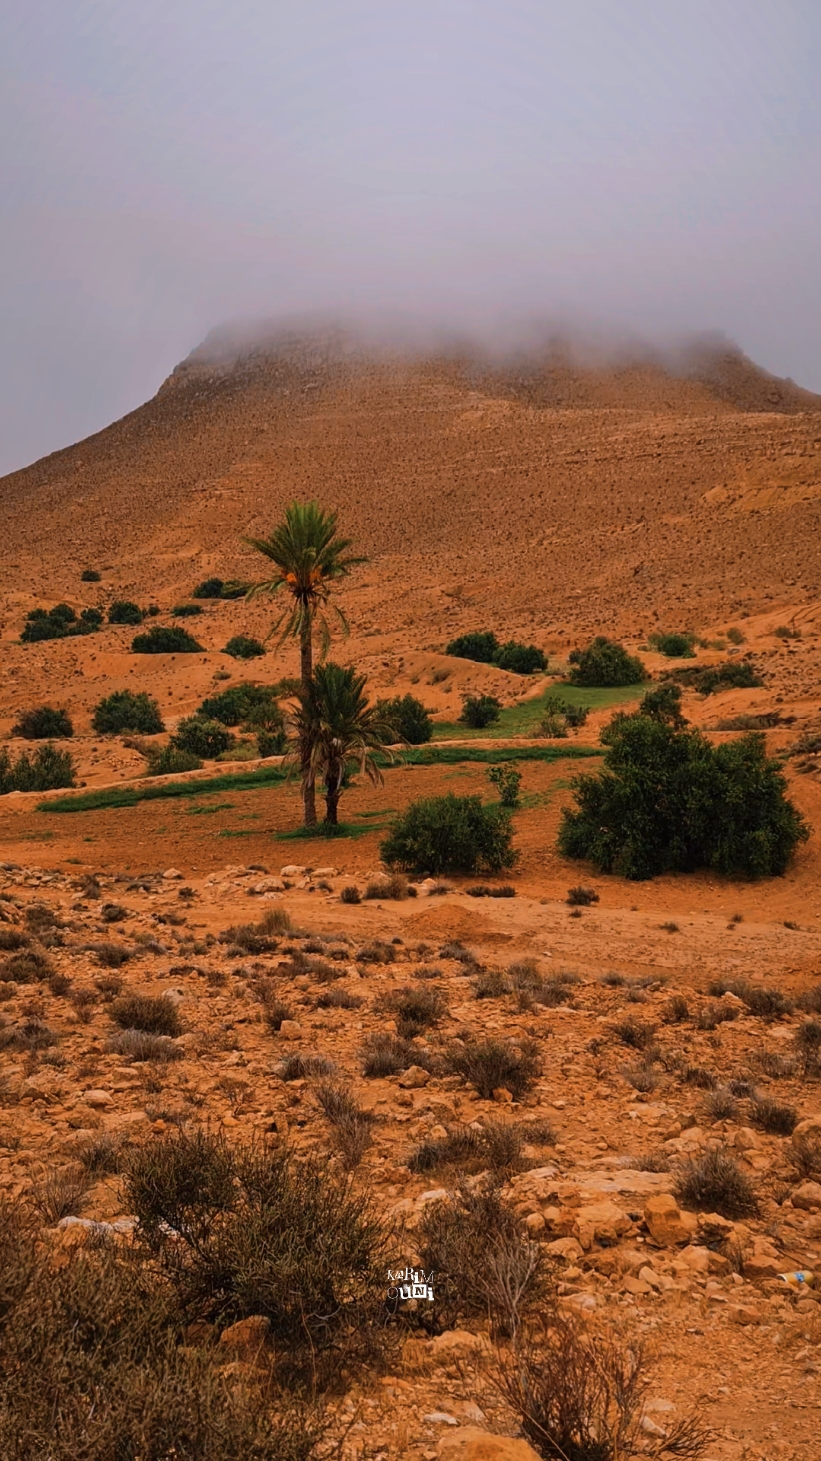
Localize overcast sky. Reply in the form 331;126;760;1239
1;0;820;475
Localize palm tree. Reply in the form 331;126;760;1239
246;502;365;825
291;663;394;826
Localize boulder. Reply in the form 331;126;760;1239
218;1315;271;1361
280;864;307;877
792;1182;821;1212
643;1194;697;1247
438;1427;542;1461
277;1020;303;1040
430;1330;486;1358
573;1200;631;1250
397;1065;431;1089
84;1089;114;1110
792;1115;821;1147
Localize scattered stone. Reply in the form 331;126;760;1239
643;1194;698;1247
398;1065;431;1089
84;1089;113;1109
792;1182;821;1212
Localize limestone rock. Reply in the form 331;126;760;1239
438;1428;543;1461
84;1089;114;1109
398;1065;431;1088
218;1315;271;1360
792;1181;821;1212
162;868;184;880
278;1020;303;1040
280;864;307;877
643;1194;697;1247
573;1200;631;1249
431;1330;486;1358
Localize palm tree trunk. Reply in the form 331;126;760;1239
324;778;341;825
299;615;317;826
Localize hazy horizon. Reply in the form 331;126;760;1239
2;0;820;475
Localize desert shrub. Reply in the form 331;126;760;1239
30;1166;91;1224
704;1086;739;1122
374;693;433;744
487;763;521;807
726;626;745;645
493;640;547;674
108;600;144;625
790;1130;821;1182
12;706;73;739
709;979;792;1018
73;1131;125;1175
675;1146;758;1219
172;715;234;759
417;1180;545;1335
459;693;502;728
663;659;764;696
613;1018;656;1050
313;1080;373;1169
276;1053;337;1081
381;983;447;1038
446;630;500;663
80;568;101;581
0;1018;58;1051
223;635;265;660
92;690;165;735
795;1019;821;1076
359;1032;432;1078
797;983;821;1015
474;967;512;999
110;994;181;1037
774;624;801;640
566;884;598;906
1;743;76;794
466;883;516;898
409;1125;485;1175
146;745;203;776
381;793;516;874
316;987;362;1010
0;929;29;952
171;603;202;617
664;994;690;1024
559;711;808;880
0;1196;328;1458
537;695;589;737
261;997;294;1032
340;884;361;904
649;630;697;658
124;1133;385;1367
445;1035;541;1099
0;949;54;984
496;1315;714;1461
750;1097;797;1135
192;576;225;598
132;625;203;653
108;1029;183;1063
568;636;647;687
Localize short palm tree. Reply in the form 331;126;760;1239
291;663;394;826
246;502;365;825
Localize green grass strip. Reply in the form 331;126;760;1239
39;764;288;814
38;743;600;815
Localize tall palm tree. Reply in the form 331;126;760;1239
246;502;365;825
291;663;394;826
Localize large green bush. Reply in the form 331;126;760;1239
223;635;265;660
132;625;203;654
446;631;500;663
0;744;76;795
20;604;100;643
381;793;517;874
568;636;647;687
199;682;283;731
12;706;73;739
459;693;501;729
648;631;696;658
172;716;235;759
145;745;203;776
374;693;433;744
192;577;249;600
492;641;548;674
108;600;144;626
559;708;808;880
92;691;165;735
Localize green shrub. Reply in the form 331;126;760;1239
459;693;501;728
638;684;686;726
192;576;224;598
487;763;521;806
132;625;203;653
492;640;548;674
20;603;100;643
172;716;234;759
381;793;516;874
145;745;203;776
12;706;73;739
171;603;203;617
80;568;101;582
92;690;165;735
374;693;433;744
774;624;801;640
108;600;144;625
0;744;76;795
257;728;287;757
648;630;696;658
446;630;500;663
223;635;265;660
559;708;808;880
662;659;763;695
199;683;286;742
568;636;647;686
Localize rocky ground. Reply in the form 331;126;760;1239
2;858;820;1460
